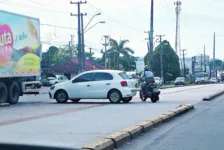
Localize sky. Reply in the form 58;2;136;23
1;0;224;60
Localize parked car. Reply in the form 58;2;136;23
29;75;42;89
209;77;218;84
49;70;138;103
154;77;162;86
43;75;68;86
175;77;186;86
195;78;202;84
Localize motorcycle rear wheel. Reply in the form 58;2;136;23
151;96;158;103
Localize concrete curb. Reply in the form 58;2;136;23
82;104;194;150
203;90;224;101
0;103;10;107
160;84;195;89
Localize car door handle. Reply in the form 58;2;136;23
86;85;91;87
106;83;110;85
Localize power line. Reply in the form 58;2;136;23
41;23;77;30
88;1;142;32
1;0;70;14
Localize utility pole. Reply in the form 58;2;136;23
103;35;110;68
89;47;92;54
213;32;216;77
70;0;87;73
81;12;87;70
200;54;203;72
174;0;181;57
149;0;154;70
192;56;195;76
145;31;151;66
156;34;165;84
69;35;74;59
204;45;206;72
181;49;187;78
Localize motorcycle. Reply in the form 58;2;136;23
139;82;161;103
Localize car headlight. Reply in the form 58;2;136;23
50;86;55;90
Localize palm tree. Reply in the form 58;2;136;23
107;38;134;70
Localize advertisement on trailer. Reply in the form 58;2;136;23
0;10;41;76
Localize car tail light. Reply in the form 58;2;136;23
120;81;128;87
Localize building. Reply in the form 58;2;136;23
42;58;105;79
180;55;210;75
180;57;192;74
193;55;210;73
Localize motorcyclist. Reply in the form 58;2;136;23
140;65;155;97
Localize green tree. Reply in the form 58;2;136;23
145;40;180;82
209;59;223;70
107;38;134;70
85;52;94;61
41;46;58;66
41;45;77;66
120;55;137;71
53;44;77;64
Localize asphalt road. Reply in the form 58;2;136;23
0;84;223;149
121;93;224;150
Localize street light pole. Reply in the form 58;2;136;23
84;21;106;33
84;13;101;31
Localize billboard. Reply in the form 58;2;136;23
0;10;41;76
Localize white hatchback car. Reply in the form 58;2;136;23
49;70;138;103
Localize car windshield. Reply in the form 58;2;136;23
47;77;56;80
2;2;223;149
176;77;184;81
119;72;131;79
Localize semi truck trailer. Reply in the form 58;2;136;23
0;10;42;104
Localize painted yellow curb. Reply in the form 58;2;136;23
105;132;130;148
82;139;115;150
82;104;194;150
121;125;144;139
136;120;154;132
148;116;163;126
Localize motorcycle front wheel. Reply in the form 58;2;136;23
140;91;147;102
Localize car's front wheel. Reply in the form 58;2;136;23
55;90;68;103
122;97;132;103
108;90;122;103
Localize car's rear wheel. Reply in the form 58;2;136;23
122;97;132;103
55;90;68;103
108;90;122;103
71;99;81;103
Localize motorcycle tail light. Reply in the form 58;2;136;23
152;82;156;86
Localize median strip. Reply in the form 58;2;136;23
203;90;224;101
82;104;194;150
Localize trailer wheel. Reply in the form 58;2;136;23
8;81;20;105
0;82;8;103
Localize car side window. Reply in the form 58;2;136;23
74;73;94;83
94;73;113;81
